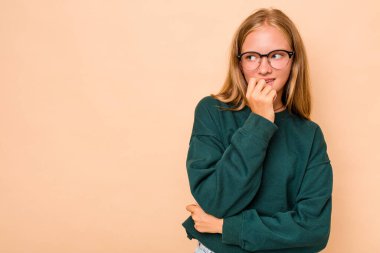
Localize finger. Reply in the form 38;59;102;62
262;85;273;96
246;78;256;97
269;89;277;101
186;204;197;212
253;79;266;96
256;79;267;91
196;204;204;212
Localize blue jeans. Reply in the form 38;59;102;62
194;241;321;253
195;241;215;253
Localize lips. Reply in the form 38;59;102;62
264;79;275;86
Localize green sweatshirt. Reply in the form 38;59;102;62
182;96;333;253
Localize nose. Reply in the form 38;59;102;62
258;56;272;74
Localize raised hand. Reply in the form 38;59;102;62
245;77;277;123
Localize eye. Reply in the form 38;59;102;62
244;53;259;61
270;51;286;60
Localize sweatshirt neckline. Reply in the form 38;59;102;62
242;106;289;119
274;108;290;122
275;108;288;116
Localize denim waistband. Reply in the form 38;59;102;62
197;242;215;253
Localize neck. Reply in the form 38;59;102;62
273;94;285;112
274;104;285;112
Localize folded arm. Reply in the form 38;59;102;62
221;126;333;251
187;99;278;218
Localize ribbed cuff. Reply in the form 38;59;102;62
240;113;278;142
221;212;244;246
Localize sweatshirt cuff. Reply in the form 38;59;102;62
221;212;244;246
240;113;278;142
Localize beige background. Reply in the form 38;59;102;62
0;0;379;252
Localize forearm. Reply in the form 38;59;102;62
221;160;333;251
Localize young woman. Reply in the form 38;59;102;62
182;8;333;253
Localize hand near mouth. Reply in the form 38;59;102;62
245;77;277;123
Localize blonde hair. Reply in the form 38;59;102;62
212;8;312;120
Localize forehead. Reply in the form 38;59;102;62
241;25;291;53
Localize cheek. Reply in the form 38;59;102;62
275;68;292;89
278;70;290;81
241;69;253;83
278;60;292;76
281;67;292;83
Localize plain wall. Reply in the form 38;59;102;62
0;0;379;252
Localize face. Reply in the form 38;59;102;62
239;25;293;97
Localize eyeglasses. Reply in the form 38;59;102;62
237;49;295;70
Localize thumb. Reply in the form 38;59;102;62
186;204;198;212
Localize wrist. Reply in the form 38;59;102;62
254;111;275;123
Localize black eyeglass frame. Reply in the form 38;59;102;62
237;49;295;63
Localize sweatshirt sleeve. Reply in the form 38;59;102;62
221;126;333;251
186;97;278;218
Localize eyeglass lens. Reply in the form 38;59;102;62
241;50;291;70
